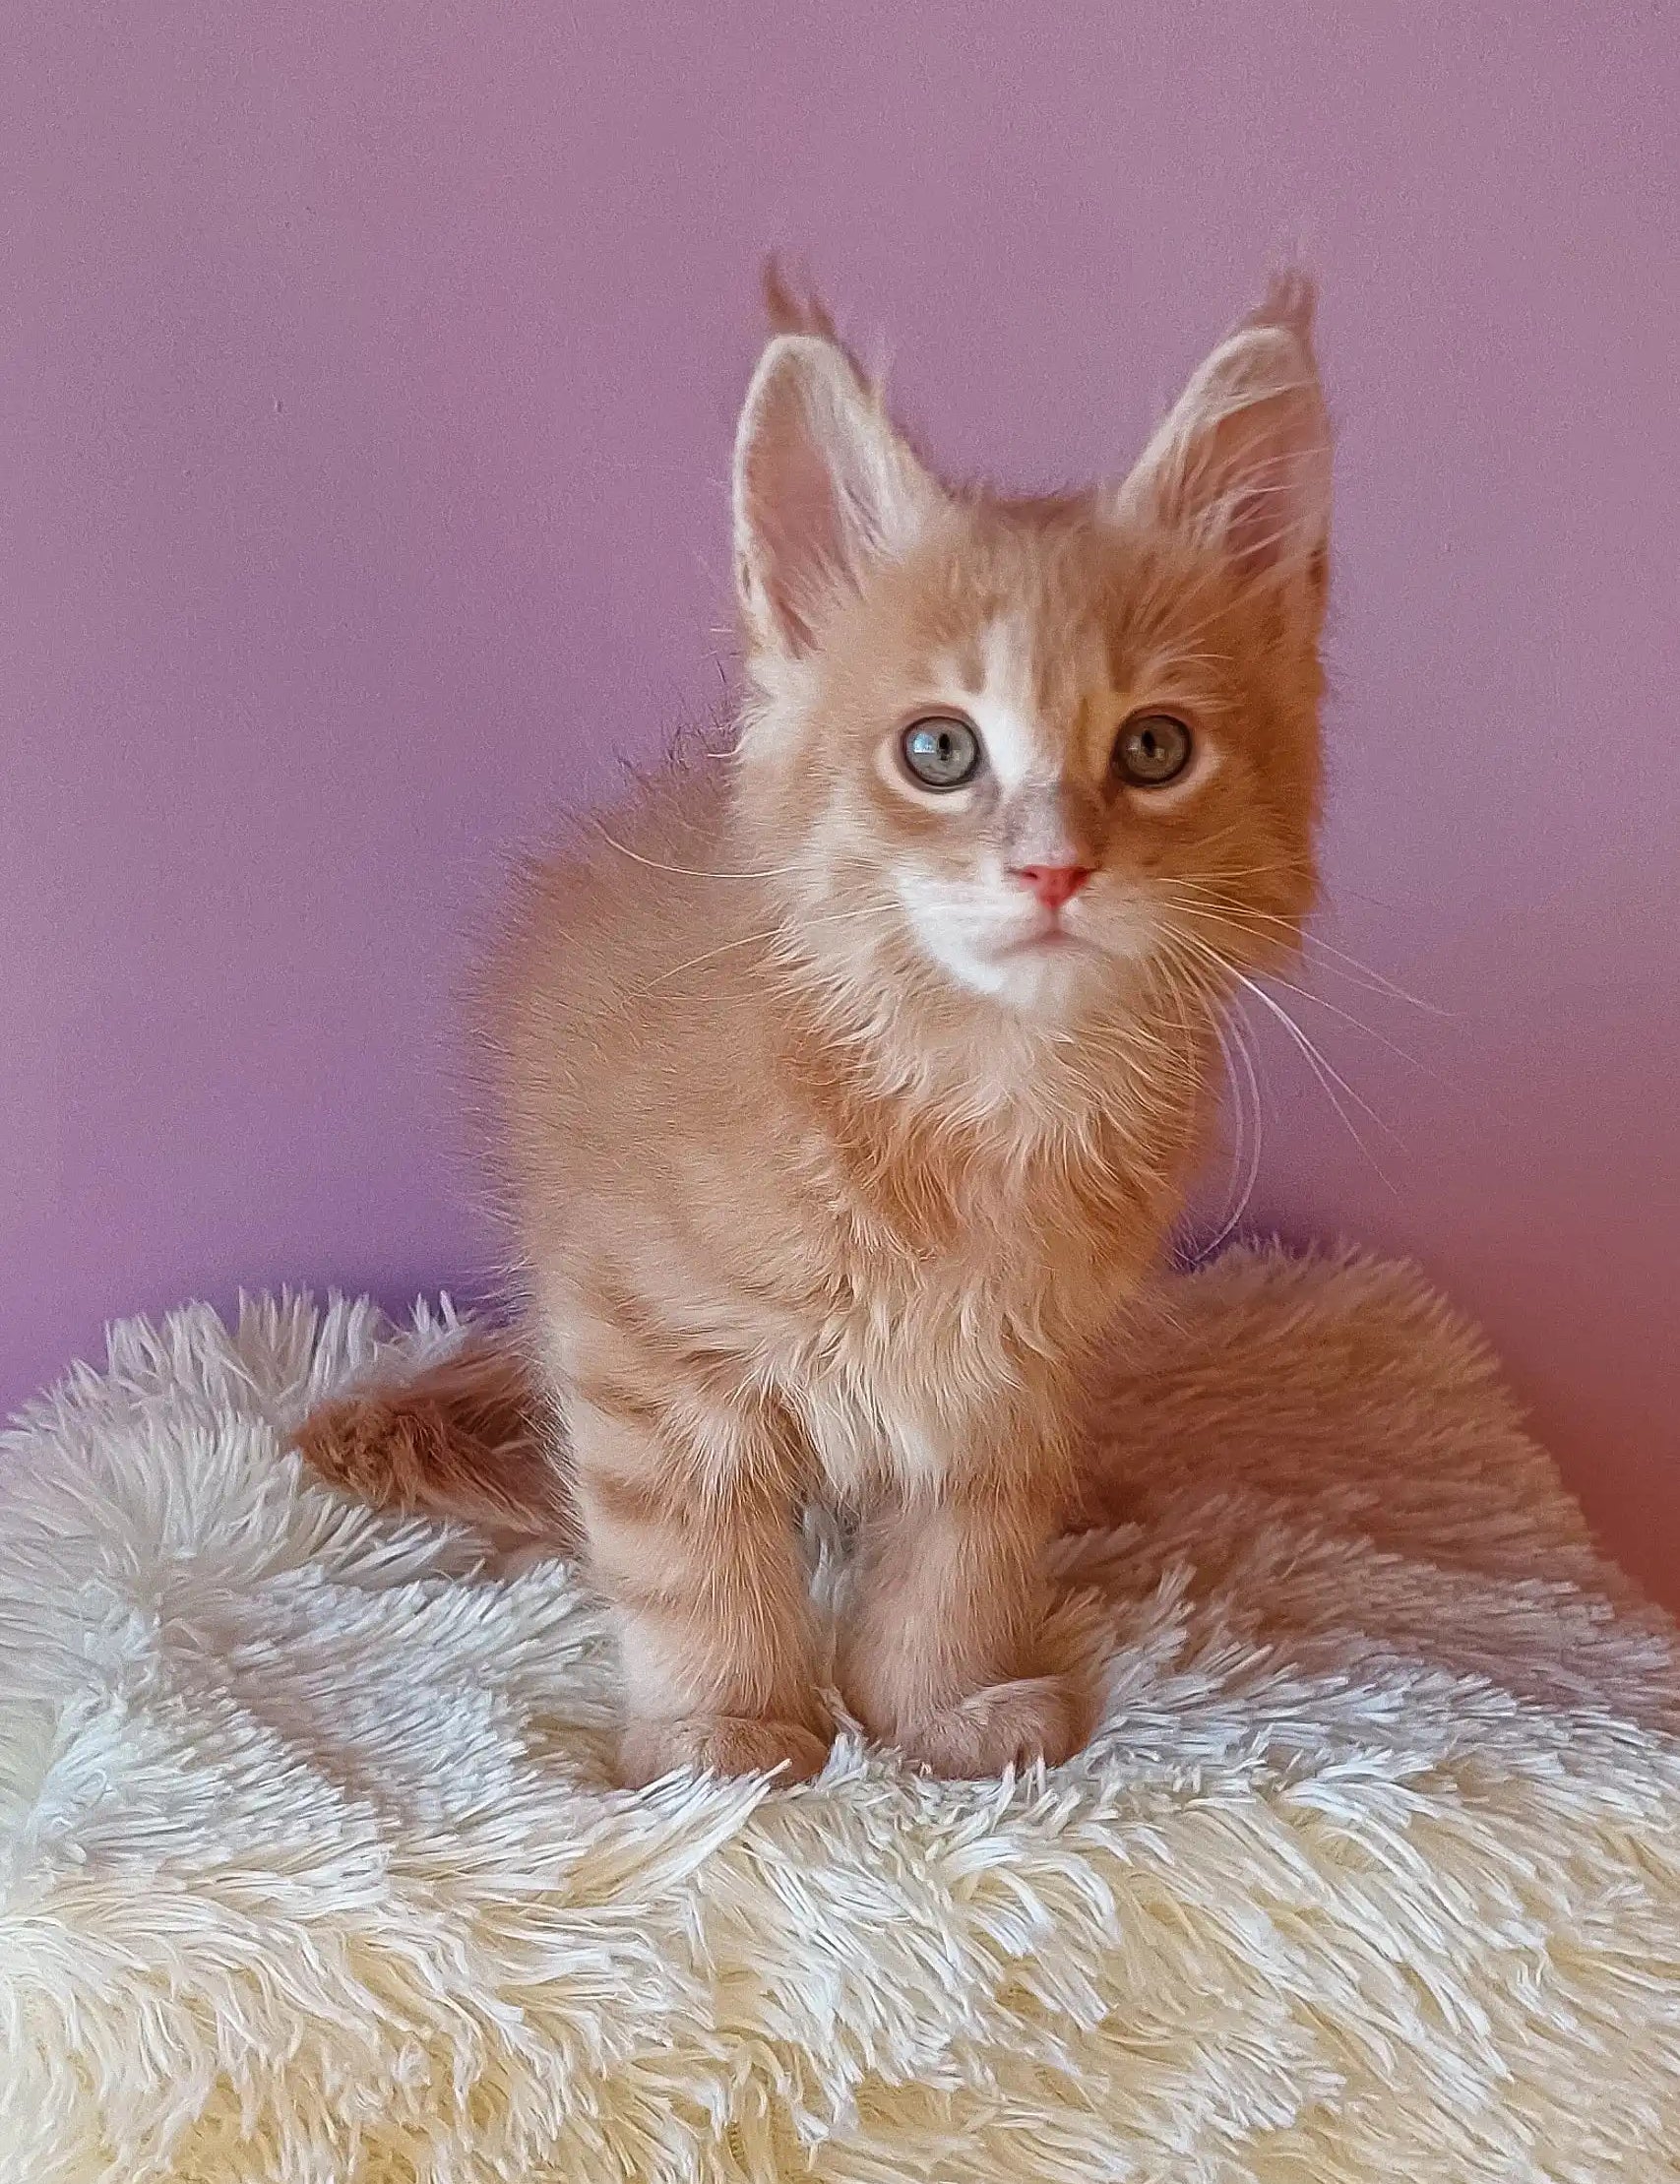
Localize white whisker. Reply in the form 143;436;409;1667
590;820;801;884
1198;1008;1265;1259
1163;923;1401;1190
1158;883;1450;1017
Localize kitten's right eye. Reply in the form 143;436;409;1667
901;717;983;791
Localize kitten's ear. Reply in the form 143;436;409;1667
1116;274;1332;590
733;333;942;656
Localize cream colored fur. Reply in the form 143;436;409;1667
3;1247;1676;2180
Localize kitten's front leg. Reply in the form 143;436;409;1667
840;1436;1084;1778
568;1373;829;1787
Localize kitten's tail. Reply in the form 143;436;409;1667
292;1334;575;1547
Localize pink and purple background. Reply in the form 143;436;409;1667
6;5;1677;1602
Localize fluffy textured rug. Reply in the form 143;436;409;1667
2;1249;1677;2184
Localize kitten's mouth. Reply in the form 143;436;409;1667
994;914;1089;958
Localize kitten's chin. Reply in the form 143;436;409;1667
985;947;1102;1021
913;921;1116;1021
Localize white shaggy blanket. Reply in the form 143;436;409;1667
2;1250;1677;2183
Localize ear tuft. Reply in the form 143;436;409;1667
1117;272;1332;588
732;332;939;656
1244;268;1318;352
762;257;840;343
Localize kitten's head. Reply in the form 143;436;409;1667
730;273;1331;1034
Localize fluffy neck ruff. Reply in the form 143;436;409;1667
760;853;1222;1246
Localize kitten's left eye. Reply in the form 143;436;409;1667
1113;713;1194;788
901;716;984;791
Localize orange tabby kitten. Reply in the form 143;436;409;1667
299;272;1331;1785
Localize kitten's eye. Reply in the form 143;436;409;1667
1113;713;1193;788
901;716;983;791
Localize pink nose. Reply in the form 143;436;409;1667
1011;863;1093;911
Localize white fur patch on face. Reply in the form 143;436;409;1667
895;871;1024;1001
966;616;1047;790
894;867;1157;1018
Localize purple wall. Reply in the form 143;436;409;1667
6;5;1677;1601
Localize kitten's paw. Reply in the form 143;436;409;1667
618;1714;831;1788
894;1673;1084;1779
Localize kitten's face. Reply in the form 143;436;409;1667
732;281;1329;1030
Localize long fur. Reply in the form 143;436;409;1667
294;1337;565;1546
299;276;1334;1785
